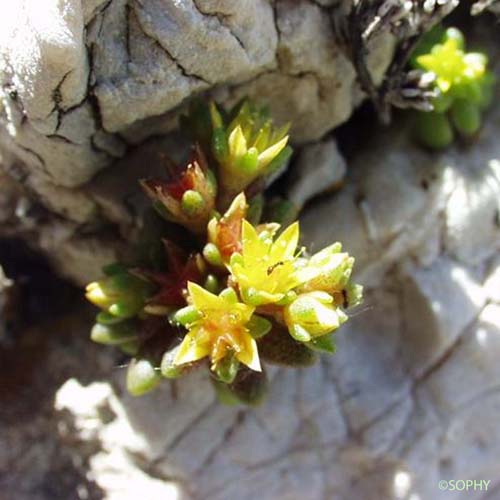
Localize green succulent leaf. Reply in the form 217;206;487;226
247;315;272;339
229;367;268;406
414;111;454;150
91;321;138;345
172;305;202;327
212;380;241;406
258;326;317;367
160;345;184;379
450;99;481;136
214;355;240;384
306;333;336;354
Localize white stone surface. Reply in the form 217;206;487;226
286;138;347;211
0;0;393;201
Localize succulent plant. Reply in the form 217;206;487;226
410;26;495;149
85;99;362;405
209;101;292;205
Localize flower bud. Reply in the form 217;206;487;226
91;321;138;345
202;243;224;267
207;192;247;263
209;100;291;199
126;358;161;396
141;146;216;235
297;243;355;295
85;270;153;319
284;292;347;342
181;190;205;216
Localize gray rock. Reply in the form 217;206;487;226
286;138;347;211
0;0;394;211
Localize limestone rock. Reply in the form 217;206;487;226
0;0;394;211
301;101;500;287
286;138;346;211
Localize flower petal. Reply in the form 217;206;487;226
236;335;261;372
228;125;248;159
241;219;268;264
257;136;288;170
187;282;223;311
174;330;210;365
270;221;299;261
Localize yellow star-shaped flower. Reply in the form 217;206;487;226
229;220;302;306
174;282;261;372
417;38;487;95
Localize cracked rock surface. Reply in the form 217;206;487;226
0;0;393;202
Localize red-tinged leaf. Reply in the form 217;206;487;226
134;242;203;307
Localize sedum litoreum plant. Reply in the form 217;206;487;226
410;26;495;149
85;99;362;405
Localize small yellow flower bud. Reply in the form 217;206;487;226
297;243;354;294
85;271;152;319
284;292;347;342
210;100;291;198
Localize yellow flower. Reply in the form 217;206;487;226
417;38;467;93
229;220;303;306
210;101;291;197
415;29;488;99
173;282;261;372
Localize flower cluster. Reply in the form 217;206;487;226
410;26;495;149
85;99;362;405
